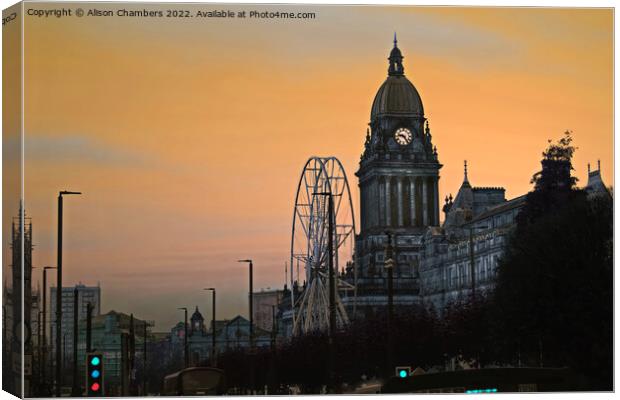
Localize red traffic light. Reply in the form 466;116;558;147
91;382;100;392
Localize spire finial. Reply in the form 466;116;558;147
588;163;591;174
464;160;469;182
387;33;404;76
598;159;601;171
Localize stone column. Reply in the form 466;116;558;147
359;185;365;231
385;177;392;227
410;179;417;226
371;180;378;228
422;177;428;226
397;177;403;226
433;177;440;225
378;179;385;226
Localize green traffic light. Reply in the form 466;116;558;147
91;356;100;366
399;370;407;378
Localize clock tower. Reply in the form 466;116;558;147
354;37;441;305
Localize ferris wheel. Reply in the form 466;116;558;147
290;156;356;336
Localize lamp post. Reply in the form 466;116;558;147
236;260;254;348
42;266;55;392
71;286;80;396
468;225;488;298
313;191;336;391
237;259;254;393
312;192;336;338
55;190;81;397
384;231;395;376
37;310;42;390
203;288;216;366
271;305;276;349
86;303;92;353
142;321;151;396
178;308;188;368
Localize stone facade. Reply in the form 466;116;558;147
419;167;525;311
282;39;611;337
252;289;283;333
341;39;611;319
169;310;272;366
347;37;440;317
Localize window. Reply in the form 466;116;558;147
449;268;457;288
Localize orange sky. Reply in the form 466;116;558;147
7;4;613;330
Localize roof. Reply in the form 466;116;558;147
92;310;148;329
370;42;423;121
443;175;473;228
585;169;610;197
191;306;204;321
371;75;424;121
466;195;526;225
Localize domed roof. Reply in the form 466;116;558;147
370;35;424;121
371;75;424;120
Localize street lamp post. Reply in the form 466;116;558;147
143;321;150;396
384;232;395;377
312;192;336;338
71;286;80;396
86;303;93;353
271;305;276;349
237;260;254;347
204;288;216;366
42;266;55;393
237;259;254;394
55;190;81;397
37;310;42;390
178;308;188;368
313;191;336;391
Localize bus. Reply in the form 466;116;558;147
163;367;226;396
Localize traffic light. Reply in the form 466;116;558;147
395;366;411;379
87;353;104;396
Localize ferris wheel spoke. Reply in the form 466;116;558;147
291;156;357;336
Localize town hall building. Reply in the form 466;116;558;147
339;36;610;319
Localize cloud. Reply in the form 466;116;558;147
17;134;155;167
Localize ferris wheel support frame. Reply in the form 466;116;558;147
289;156;357;336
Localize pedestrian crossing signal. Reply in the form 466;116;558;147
87;353;104;396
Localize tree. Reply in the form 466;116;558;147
492;132;612;389
517;130;581;227
442;295;494;368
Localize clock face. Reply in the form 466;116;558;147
394;127;412;146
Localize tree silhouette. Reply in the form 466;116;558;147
492;132;612;390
